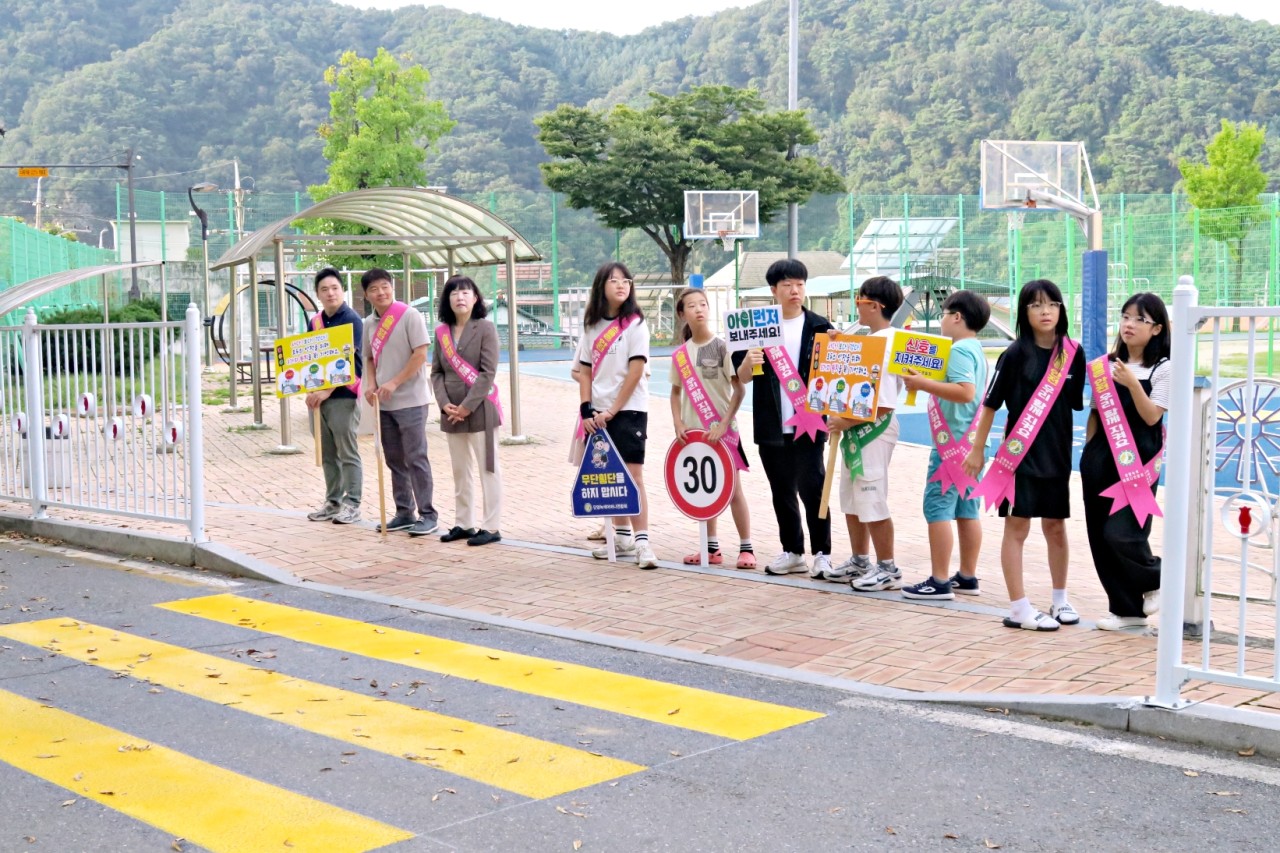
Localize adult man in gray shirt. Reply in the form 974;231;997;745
362;268;438;536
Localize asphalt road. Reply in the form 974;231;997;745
3;539;1280;852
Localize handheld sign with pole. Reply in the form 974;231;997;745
372;397;388;538
273;324;357;467
724;305;783;376
887;329;950;407
571;429;642;562
806;331;887;519
664;430;736;567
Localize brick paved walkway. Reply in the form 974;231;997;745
20;365;1280;715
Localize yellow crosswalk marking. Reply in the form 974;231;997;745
158;594;825;740
0;619;644;799
0;688;412;853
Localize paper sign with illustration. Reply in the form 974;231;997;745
887;330;951;406
806;331;886;422
722;305;784;353
273;324;357;399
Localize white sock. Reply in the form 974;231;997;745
633;530;649;545
1010;597;1034;622
706;537;720;553
1051;588;1069;608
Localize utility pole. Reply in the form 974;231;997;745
125;147;139;297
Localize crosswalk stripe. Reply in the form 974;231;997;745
0;688;413;853
0;619;645;799
157;594;825;740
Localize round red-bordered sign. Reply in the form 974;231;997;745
664;429;736;521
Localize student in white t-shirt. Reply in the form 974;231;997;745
574;262;655;568
826;276;905;591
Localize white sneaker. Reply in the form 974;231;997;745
764;552;806;575
592;535;636;559
1142;589;1160;617
820;556;869;582
1096;613;1148;631
808;553;832;579
635;542;658;570
852;562;903;592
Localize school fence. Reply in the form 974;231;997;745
0;217;119;322
1151;277;1280;708
0;305;206;542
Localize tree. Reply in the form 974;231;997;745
305;48;455;271
536;85;844;284
1179;119;1270;310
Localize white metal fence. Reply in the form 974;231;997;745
1152;277;1280;707
0;305;205;542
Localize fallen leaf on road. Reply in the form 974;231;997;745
574;841;582;851
983;707;1009;715
943;834;958;840
885;827;896;835
1224;808;1247;814
1184;770;1200;777
60;800;76;807
171;839;184;852
1238;746;1256;757
1208;791;1239;797
667;708;680;716
507;757;520;764
984;840;1001;849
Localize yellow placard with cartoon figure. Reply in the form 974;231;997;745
806;332;887;422
887;330;951;406
273;324;356;398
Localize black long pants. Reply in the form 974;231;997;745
1080;439;1160;618
758;437;831;556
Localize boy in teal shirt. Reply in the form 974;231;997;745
900;291;991;600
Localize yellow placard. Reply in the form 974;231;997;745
17;167;50;179
888;329;951;406
805;331;886;422
272;324;356;398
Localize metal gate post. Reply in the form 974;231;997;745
22;309;47;518
185;304;207;543
1182;378;1213;635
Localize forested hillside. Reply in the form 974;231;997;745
1;0;1278;220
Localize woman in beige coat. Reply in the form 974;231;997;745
429;276;503;546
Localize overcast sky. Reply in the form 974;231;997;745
338;0;1278;35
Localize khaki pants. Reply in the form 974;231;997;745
446;430;502;532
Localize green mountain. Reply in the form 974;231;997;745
1;0;1278;222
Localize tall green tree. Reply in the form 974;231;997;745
536;85;843;284
305;48;455;271
1179;119;1270;305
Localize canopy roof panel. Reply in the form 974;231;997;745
210;188;542;271
0;262;161;319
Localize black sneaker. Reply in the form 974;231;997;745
440;525;476;543
902;577;955;600
949;572;980;595
408;519;440;537
376;513;417;533
467;530;502;547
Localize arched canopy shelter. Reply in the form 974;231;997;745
207;188;542;444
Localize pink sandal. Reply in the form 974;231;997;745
683;550;723;565
735;552;757;570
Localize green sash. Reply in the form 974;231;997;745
840;412;893;480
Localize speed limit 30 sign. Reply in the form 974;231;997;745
664;429;736;521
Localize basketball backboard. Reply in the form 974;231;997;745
684;190;760;250
980;140;1092;212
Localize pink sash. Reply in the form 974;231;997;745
927;396;980;498
574;314;641;440
673;343;746;471
1088;356;1162;526
972;339;1079;511
310;310;361;397
368;301;409;368
436;324;503;424
764;344;827;442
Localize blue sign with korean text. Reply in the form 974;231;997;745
571;429;642;517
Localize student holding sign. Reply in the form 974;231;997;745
733;259;833;577
430;276;504;547
669;288;754;568
964;280;1086;632
1081;293;1170;630
305;267;364;525
576;263;656;569
826;276;905;591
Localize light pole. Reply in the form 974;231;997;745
188;182;217;370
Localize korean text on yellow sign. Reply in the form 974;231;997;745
273;324;357;398
805;332;887;422
887;330;951;406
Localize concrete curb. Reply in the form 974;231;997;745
7;512;1280;759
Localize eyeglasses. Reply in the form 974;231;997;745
1029;301;1062;313
941;310;960;318
855;298;882;307
1120;313;1155;326
608;277;634;286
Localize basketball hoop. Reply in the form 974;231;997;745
717;230;736;252
1006;211;1025;232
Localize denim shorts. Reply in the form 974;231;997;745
923;451;982;523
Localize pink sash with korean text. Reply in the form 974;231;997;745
764;344;827;442
927;396;980;497
972;338;1079;511
368;301;409;368
673;343;746;471
1088;355;1163;526
436;324;503;424
574;314;641;440
311;311;361;397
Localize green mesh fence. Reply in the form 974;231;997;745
0;217;119;324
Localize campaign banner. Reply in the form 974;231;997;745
273;324;357;398
722;305;783;353
887;330;951;406
571;428;642;517
805;332;886;422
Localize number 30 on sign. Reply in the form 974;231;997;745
664;430;736;521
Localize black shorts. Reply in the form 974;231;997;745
606;410;648;465
998;472;1071;519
